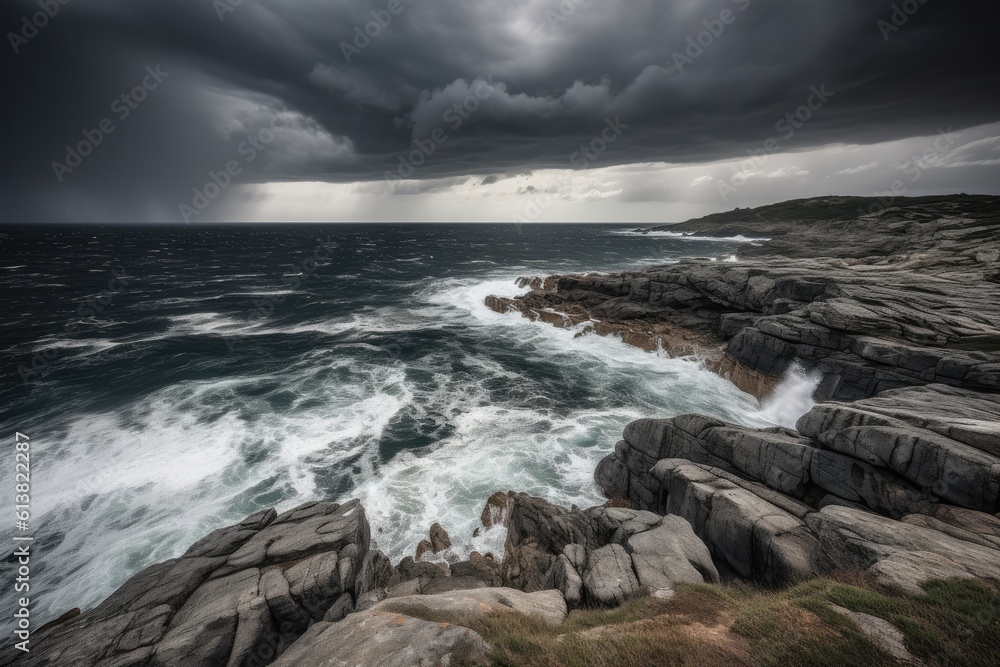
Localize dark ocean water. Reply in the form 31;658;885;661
0;223;789;629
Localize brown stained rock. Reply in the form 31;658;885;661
414;523;454;561
485;197;1000;403
429;523;452;553
480;491;512;529
415;539;433;561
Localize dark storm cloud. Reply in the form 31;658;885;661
2;0;999;221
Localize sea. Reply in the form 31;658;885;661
0;223;817;630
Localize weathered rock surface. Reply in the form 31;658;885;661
486;196;1000;402
651;460;819;585
797;385;1000;513
4;501;385;667
375;587;567;625
385;553;504;598
593;383;1000;593
270;609;489;667
808;505;1000;595
413;522;454;561
493;492;720;607
829;605;920;665
597;399;942;521
582;544;641;607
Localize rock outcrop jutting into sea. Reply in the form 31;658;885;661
5;196;1000;666
487;196;1000;401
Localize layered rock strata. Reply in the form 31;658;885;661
487;196;1000;401
591;383;1000;594
2;502;509;667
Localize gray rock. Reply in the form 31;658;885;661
374;587;567;625
627;515;720;599
450;552;503;588
11;501;379;667
598;410;935;520
932;505;1000;549
499;493;596;592
547;554;584;608
181;508;277;559
828;605;920;665
798;392;1000;513
386;557;452;596
651;460;818;585
807;505;1000;595
486;196;1000;403
270;610;489;667
582;544;641;607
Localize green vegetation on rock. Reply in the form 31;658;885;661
429;576;1000;667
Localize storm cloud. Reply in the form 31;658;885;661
2;0;999;221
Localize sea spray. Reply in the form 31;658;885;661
757;363;823;429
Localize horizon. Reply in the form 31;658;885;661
4;192;998;226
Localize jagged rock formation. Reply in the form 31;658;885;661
270;588;565;667
476;197;1000;614
270;607;488;667
489;492;720;607
2;501;381;667
3;503;506;667
413;522;453;561
592;383;1000;594
486;196;1000;401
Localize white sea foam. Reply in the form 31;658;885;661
613;230;771;243
756;363;823;429
8;271;771;627
20;359;413;618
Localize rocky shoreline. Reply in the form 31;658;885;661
487;196;1000;401
6;196;1000;666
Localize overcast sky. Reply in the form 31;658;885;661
2;0;999;222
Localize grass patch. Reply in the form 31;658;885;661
406;575;1000;666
